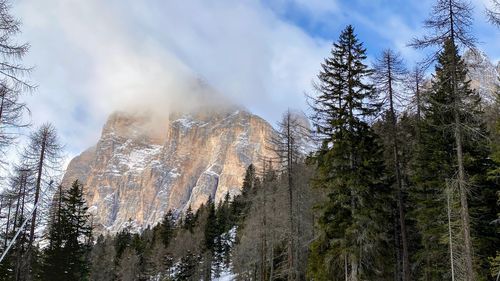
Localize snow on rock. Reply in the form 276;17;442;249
63;108;278;234
463;49;499;104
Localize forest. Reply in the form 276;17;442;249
0;0;498;280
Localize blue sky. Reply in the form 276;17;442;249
8;0;500;165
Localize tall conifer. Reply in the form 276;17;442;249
308;25;390;281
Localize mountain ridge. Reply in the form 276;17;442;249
63;106;276;233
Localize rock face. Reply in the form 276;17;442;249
63;107;276;233
463;49;499;103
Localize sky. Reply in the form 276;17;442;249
8;0;500;165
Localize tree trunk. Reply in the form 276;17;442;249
350;254;359;281
388;60;411;281
4;199;12;247
0;91;5;125
29;136;46;245
286;113;295;281
454;122;474;281
448;9;475;275
446;184;456;281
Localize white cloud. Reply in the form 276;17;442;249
9;0;498;167
13;0;331;161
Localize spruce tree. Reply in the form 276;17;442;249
308;25;390;281
412;39;498;279
40;185;67;281
42;181;92;280
183;206;196;233
41;180;92;281
63;180;93;280
160;210;175;247
203;197;217;280
176;251;198;281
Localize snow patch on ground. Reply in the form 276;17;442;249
213;271;236;281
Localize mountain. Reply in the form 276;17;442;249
463;49;499;103
62;107;276;233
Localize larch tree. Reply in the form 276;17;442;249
21;123;62;274
268;109;309;281
405;64;427;126
373;48;410;281
0;0;33;167
487;0;500;26
89;235;116;281
116;247;140;281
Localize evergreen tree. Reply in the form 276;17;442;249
160;210;176;247
183;206;196;233
203;197;217;280
40;185;67;281
115;222;133;261
40;180;92;281
411;3;479;277
412;39;498;279
232;164;256;224
63;180;93;280
308;25;390;281
176;251;198;281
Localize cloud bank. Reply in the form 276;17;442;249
11;0;499;163
14;0;331;159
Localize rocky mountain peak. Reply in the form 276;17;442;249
63;106;276;234
463;49;499;103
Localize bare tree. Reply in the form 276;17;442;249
373;49;411;281
0;0;32;92
21;123;62;276
409;0;476;65
487;0;500;26
116;247;140;281
268;110;311;281
0;87;29;165
405;64;427;124
0;0;34;165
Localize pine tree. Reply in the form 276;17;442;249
308;25;390;281
40;185;67;281
40;180;92;281
232;164;256;223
